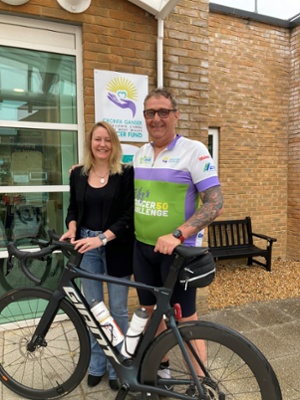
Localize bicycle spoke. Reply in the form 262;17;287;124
141;322;282;400
0;288;89;399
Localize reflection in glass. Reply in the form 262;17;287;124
0;252;65;296
0;46;77;124
0;128;78;186
0;191;65;249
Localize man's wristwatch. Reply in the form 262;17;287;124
98;233;107;246
172;229;185;243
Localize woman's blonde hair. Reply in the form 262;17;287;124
82;121;123;175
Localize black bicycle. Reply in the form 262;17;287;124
0;230;282;400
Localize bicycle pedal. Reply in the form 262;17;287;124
186;384;196;397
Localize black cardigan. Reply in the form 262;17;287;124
65;164;134;277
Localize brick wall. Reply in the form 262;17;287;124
2;1;300;313
164;0;210;144
0;0;157;132
288;25;300;259
208;12;290;259
0;0;210;313
0;0;209;140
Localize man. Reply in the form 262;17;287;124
133;87;223;381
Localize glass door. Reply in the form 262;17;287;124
0;16;84;294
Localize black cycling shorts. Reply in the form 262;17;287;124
133;240;197;318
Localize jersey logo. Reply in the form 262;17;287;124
203;163;216;172
139;156;152;165
162;156;180;164
198;155;210;161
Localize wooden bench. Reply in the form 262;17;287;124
207;216;277;271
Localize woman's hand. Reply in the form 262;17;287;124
60;231;76;243
73;236;102;253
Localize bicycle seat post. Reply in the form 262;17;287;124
163;253;184;289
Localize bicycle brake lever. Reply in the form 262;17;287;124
5;257;14;276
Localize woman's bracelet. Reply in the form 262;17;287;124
98;233;107;246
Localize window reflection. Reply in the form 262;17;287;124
0;252;65;296
0;46;77;124
0;25;80;294
0;192;65;249
0;128;77;186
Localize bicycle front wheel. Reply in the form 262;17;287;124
0;287;90;399
140;320;282;400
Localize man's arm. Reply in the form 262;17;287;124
154;185;223;254
180;185;223;235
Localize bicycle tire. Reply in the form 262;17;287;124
140;320;282;400
0;287;90;399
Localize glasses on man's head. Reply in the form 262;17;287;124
143;108;177;119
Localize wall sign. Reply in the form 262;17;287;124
121;143;139;164
94;70;148;143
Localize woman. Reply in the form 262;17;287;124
60;121;134;391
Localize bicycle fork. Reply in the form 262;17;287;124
167;314;208;400
26;290;64;352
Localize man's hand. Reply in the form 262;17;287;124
69;164;80;175
154;233;181;255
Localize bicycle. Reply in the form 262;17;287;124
0;230;282;400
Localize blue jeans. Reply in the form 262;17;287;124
80;227;130;379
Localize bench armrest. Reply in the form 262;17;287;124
252;232;277;243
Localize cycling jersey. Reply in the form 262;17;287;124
134;134;220;246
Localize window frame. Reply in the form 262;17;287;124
208;127;219;173
0;15;84;258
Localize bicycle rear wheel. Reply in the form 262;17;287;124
0;287;90;399
140;320;282;400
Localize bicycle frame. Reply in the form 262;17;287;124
26;249;208;400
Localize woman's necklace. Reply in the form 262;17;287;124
93;169;109;184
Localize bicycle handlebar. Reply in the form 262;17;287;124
6;230;81;285
6;229;209;286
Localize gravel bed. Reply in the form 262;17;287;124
208;259;300;310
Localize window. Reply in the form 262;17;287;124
0;15;83;292
208;128;219;173
0;47;77;124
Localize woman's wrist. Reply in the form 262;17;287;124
98;233;107;246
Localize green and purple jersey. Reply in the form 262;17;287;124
134;135;220;246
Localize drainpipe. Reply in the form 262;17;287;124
156;0;180;88
157;18;164;88
128;0;180;87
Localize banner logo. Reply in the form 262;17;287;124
106;77;138;117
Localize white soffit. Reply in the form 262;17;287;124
128;0;180;19
1;0;29;4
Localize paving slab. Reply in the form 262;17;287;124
1;298;300;400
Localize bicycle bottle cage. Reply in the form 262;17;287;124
179;250;216;290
